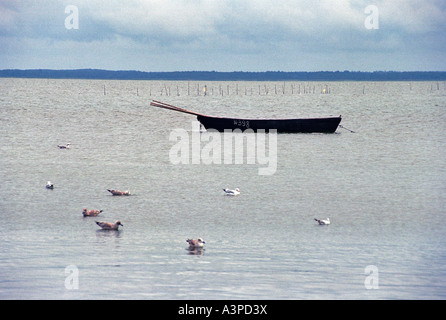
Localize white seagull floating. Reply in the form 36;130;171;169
314;218;330;225
186;238;206;249
223;188;240;196
57;143;71;149
96;220;123;230
46;181;54;189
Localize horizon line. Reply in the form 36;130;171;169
1;68;446;73
1;68;445;81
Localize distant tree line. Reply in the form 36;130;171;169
0;69;445;81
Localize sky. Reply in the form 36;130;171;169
0;0;445;72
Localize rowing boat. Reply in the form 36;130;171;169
150;100;341;133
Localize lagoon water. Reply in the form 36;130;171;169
0;78;445;299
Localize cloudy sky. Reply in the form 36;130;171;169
0;0;445;71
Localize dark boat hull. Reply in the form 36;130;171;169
197;115;342;133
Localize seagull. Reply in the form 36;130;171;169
82;208;103;217
96;220;123;230
107;189;130;196
186;238;205;249
57;143;71;149
314;218;330;225
46;181;54;189
223;188;240;196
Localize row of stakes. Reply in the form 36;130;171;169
102;81;445;97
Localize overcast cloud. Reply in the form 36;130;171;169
0;0;445;71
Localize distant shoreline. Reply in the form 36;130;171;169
1;69;445;81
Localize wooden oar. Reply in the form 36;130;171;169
150;100;205;117
151;100;188;113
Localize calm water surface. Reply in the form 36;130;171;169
0;79;445;299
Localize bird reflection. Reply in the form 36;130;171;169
187;247;205;256
96;229;122;238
